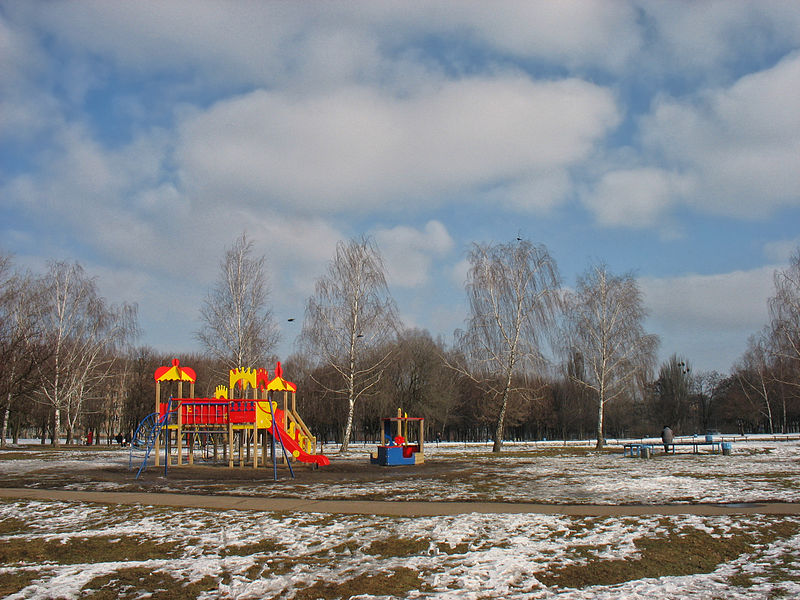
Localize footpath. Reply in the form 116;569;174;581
1;488;798;517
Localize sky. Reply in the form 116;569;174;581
1;1;799;374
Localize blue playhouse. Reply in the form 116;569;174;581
370;410;425;466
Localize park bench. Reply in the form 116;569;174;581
663;439;723;454
623;443;655;457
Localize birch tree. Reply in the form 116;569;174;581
300;236;399;452
36;261;138;445
769;249;800;382
563;263;658;449
457;240;562;453
736;332;776;434
198;232;279;371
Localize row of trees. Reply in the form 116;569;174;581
2;236;799;451
0;257;138;446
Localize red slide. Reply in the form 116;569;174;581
270;409;330;466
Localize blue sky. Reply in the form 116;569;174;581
2;2;799;374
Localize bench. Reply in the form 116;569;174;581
623;443;655;457
664;440;722;454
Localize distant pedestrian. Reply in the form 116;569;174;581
661;426;674;453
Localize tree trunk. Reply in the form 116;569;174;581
492;365;515;453
53;408;61;446
0;404;9;448
340;397;355;453
595;398;604;449
761;379;773;434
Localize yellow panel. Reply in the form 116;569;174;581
229;368;257;392
255;400;273;428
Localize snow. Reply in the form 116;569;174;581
1;437;800;598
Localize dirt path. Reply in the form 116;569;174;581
1;487;798;517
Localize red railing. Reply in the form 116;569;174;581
159;399;264;425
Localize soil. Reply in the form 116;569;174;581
0;444;473;495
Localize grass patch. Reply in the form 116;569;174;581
0;516;31;535
0;535;183;565
291;566;425;600
364;536;430;557
0;570;42;596
437;541;471;554
327;540;362;555
81;568;218;599
0;452;32;460
221;538;283;557
471;447;616;459
537;520;800;590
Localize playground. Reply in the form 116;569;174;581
2;436;800;598
131;359;329;479
2;362;800;598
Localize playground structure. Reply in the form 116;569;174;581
371;409;425;466
131;359;328;478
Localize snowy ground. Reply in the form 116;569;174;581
1;437;799;598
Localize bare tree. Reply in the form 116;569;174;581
0;256;49;446
736;332;776;434
769;249;800;386
300;236;399;452
197;232;279;371
456;239;562;453
384;328;461;436
35;261;138;445
652;354;693;433
694;370;724;433
563;263;658;449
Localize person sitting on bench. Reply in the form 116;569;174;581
661;426;674;453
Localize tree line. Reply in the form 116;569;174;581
2;237;799;451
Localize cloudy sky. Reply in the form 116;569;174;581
2;1;799;374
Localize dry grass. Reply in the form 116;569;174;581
0;570;42;597
536;520;800;590
0;535;183;565
364;536;431;557
289;566;426;600
220;538;283;557
81;568;218;599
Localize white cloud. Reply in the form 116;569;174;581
639;51;800;218
449;0;642;72
177;76;618;215
763;238;800;263
374;221;454;288
582;168;692;228
641;2;800;77
640;267;776;371
450;258;471;289
641;267;773;332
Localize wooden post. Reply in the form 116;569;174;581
188;430;194;465
253;424;259;469
246;426;251;463
228;422;234;468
